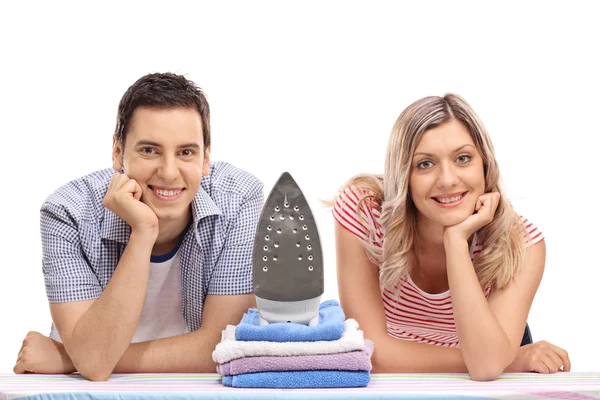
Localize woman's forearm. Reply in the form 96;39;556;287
371;334;467;373
444;235;514;380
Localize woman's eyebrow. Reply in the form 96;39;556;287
413;144;475;158
453;144;475;152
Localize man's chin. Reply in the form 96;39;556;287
154;211;184;222
154;203;195;221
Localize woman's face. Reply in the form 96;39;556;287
408;119;486;228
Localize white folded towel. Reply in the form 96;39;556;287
212;318;365;364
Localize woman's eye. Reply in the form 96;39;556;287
417;160;433;170
457;154;472;163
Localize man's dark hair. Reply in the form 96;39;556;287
115;72;210;149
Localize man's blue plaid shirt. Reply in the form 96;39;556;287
41;161;263;340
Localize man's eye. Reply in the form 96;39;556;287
140;147;156;154
180;149;194;157
457;154;472;163
417;160;433;170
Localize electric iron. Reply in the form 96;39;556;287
252;172;324;326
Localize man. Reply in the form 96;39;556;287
13;72;263;381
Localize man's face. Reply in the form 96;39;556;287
112;106;210;223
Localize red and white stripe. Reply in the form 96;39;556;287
333;185;544;348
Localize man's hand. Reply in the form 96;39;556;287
103;172;159;235
14;331;76;374
444;192;501;242
506;341;571;374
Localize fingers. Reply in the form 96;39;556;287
15;352;22;370
13;349;26;374
529;341;570;374
13;361;24;374
492;193;501;212
546;350;565;373
118;179;141;200
475;197;483;212
548;343;571;372
107;174;143;201
489;192;500;209
562;355;571;372
15;333;29;365
475;196;492;218
132;180;143;201
17;340;24;359
530;359;550;374
540;354;561;374
476;192;501;220
108;172;131;192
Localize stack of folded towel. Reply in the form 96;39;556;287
212;299;373;389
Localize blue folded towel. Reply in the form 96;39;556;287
222;370;370;388
235;299;345;342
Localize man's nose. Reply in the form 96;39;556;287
157;156;178;182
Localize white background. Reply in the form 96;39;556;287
0;1;598;373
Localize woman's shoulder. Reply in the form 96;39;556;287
517;214;544;247
334;182;383;223
338;184;381;208
332;181;384;245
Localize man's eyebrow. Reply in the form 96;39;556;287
135;140;162;147
413;144;475;158
134;140;201;150
177;143;201;150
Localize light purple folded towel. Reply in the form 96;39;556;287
217;339;374;375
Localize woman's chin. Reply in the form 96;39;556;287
438;213;474;228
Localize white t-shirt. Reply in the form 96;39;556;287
49;245;189;344
131;249;188;343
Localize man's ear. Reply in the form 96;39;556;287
112;134;124;171
202;146;211;176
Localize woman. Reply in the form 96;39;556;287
332;94;569;380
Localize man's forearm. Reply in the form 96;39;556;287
112;293;255;373
113;327;221;373
66;232;154;380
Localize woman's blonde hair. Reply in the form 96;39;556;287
342;94;526;291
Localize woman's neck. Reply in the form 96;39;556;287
415;213;445;251
411;214;449;294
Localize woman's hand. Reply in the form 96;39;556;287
444;192;501;242
506;341;571;373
